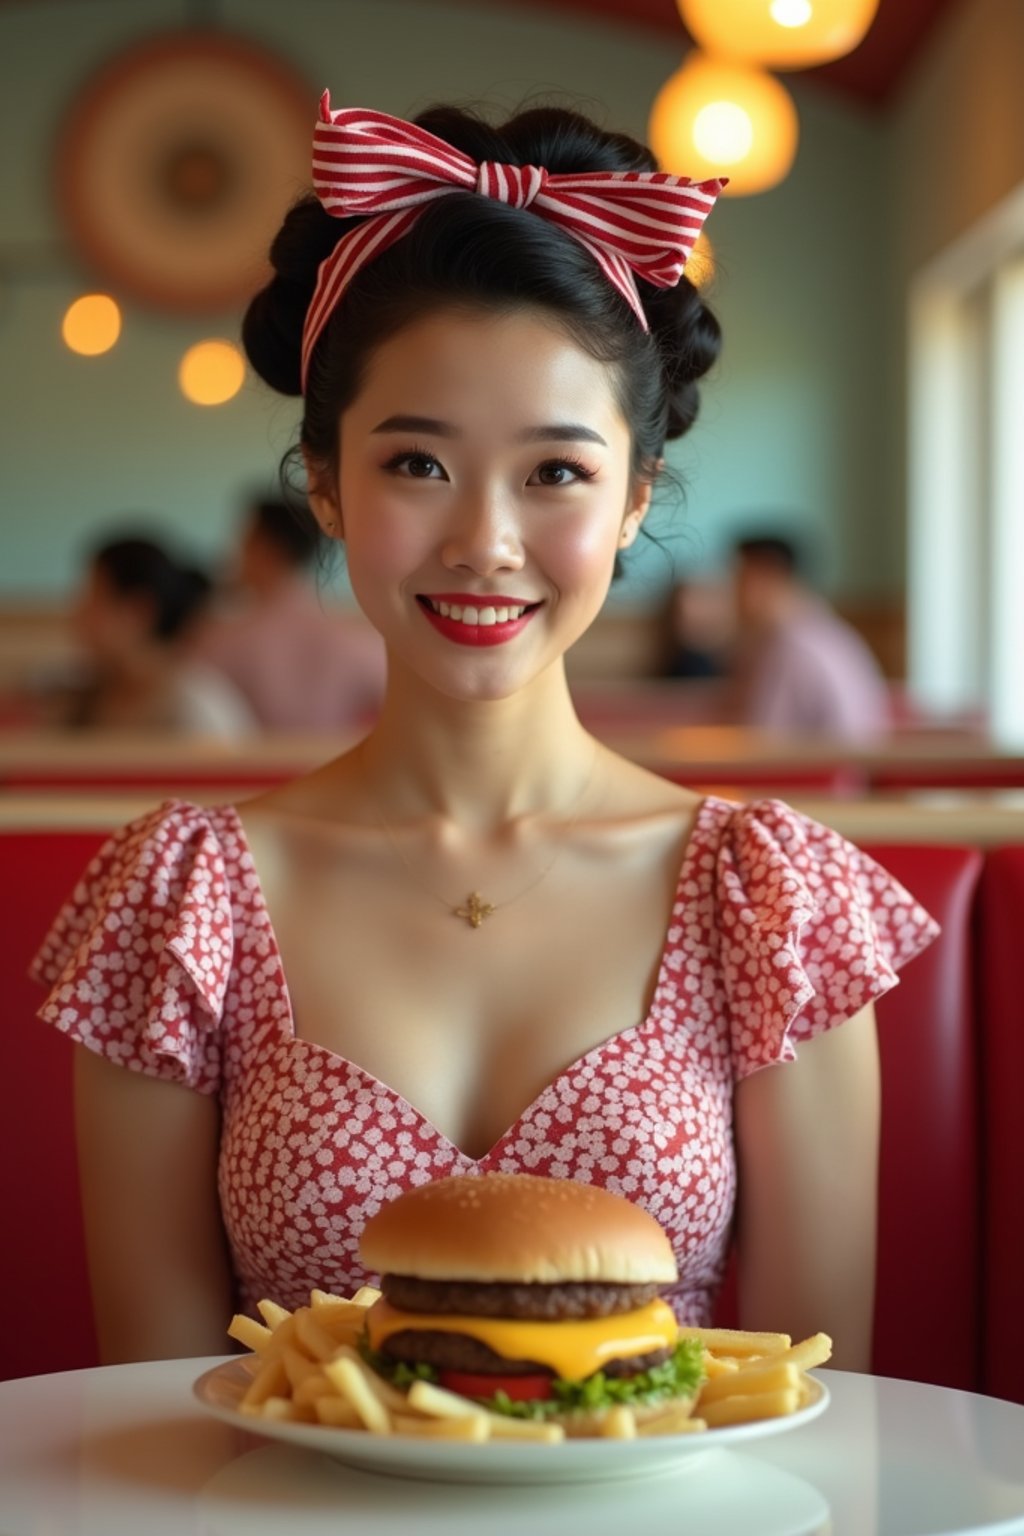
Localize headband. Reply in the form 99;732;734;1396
301;93;727;391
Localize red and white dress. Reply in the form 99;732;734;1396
31;796;938;1323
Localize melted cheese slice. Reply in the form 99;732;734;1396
366;1297;679;1381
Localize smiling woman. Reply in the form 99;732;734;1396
30;92;938;1373
324;307;647;699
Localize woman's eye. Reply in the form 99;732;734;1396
386;450;445;480
530;459;596;487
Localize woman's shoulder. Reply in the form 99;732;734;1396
30;795;243;1090
30;798;250;980
89;795;245;871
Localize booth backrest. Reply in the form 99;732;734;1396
861;844;983;1392
713;843;985;1393
2;829;107;1380
976;846;1024;1407
0;812;1007;1396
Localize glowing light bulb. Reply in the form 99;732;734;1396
693;101;754;165
178;340;245;406
62;294;121;356
650;53;798;196
679;0;880;69
770;0;814;26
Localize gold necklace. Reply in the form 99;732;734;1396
368;744;600;929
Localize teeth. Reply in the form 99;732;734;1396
427;599;529;624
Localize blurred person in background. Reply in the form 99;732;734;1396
731;534;890;740
57;535;255;736
659;576;731;679
194;496;386;732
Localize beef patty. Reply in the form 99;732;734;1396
381;1274;663;1320
380;1328;673;1378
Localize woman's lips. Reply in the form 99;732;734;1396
417;595;540;648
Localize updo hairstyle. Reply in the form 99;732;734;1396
243;103;722;491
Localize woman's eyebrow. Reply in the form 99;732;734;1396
371;414;607;447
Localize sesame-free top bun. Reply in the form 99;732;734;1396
359;1173;678;1285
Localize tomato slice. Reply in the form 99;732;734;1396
437;1368;553;1402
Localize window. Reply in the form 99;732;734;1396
908;182;1024;744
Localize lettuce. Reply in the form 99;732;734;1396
362;1335;707;1423
490;1337;706;1421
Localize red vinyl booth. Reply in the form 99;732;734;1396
712;845;984;1393
2;829;107;1380
869;760;1024;792
976;846;1024;1406
0;825;987;1390
656;764;867;796
861;844;983;1393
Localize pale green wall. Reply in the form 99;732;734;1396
0;0;891;603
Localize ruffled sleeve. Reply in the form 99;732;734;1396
29;801;234;1094
714;798;940;1079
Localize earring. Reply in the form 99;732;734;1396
326;520;338;533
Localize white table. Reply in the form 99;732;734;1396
2;1359;1023;1535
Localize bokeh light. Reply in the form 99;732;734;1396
678;0;881;70
770;0;814;27
178;339;246;406
693;102;755;165
650;54;799;196
62;294;121;356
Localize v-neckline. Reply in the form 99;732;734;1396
223;795;716;1166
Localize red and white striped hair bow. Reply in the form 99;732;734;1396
300;94;726;390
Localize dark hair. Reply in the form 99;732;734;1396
735;535;801;578
242;103;721;498
91;536;212;641
248;496;321;568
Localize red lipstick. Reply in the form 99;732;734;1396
417;596;539;648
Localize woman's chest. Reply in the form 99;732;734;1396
218;977;737;1316
229;808;708;1161
264;879;676;1159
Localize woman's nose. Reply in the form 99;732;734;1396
440;492;525;575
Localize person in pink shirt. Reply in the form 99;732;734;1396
195;497;386;731
732;535;891;740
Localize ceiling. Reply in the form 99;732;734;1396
468;0;961;105
0;0;962;106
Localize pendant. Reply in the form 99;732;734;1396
454;892;495;929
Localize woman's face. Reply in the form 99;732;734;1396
310;306;650;702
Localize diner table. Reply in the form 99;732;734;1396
2;1359;1024;1535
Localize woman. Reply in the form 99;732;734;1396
59;535;254;737
31;99;937;1369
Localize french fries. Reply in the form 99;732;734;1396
689;1328;832;1429
225;1288;830;1443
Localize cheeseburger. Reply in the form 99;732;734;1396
358;1173;704;1433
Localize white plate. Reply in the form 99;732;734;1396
193;1357;830;1486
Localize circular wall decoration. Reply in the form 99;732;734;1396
56;33;313;313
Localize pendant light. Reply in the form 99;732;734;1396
649;52;798;196
677;0;881;70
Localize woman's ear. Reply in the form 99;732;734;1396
303;449;343;539
619;473;656;549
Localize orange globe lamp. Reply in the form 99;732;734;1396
649;53;798;196
178;339;246;406
678;0;881;69
62;294;122;356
